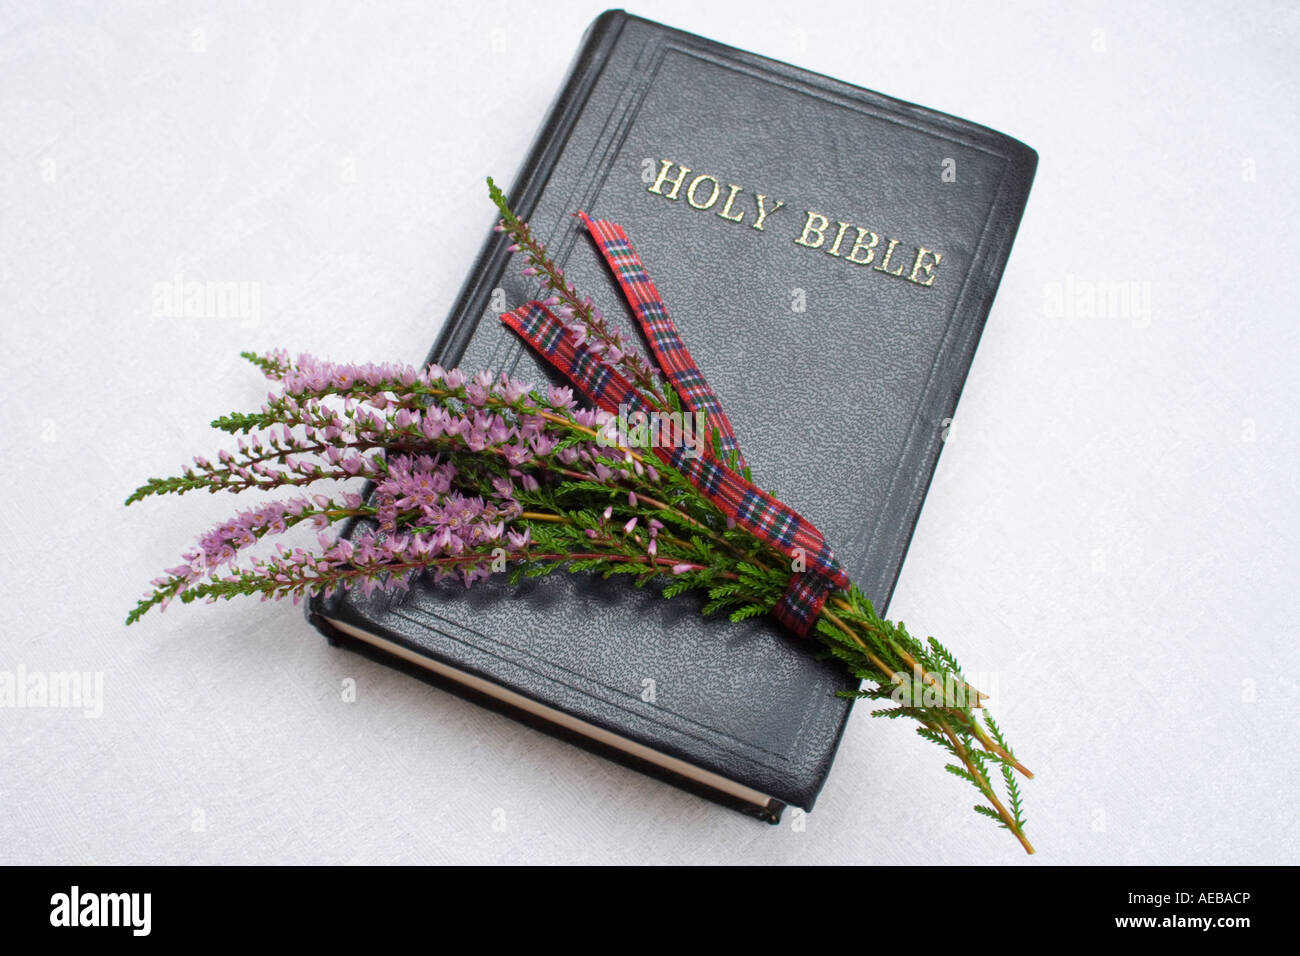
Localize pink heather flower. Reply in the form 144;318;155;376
499;443;530;466
671;564;693;575
421;412;445;440
486;416;513;444
498;375;528;404
462;566;492;588
623;517;637;534
464;424;488;452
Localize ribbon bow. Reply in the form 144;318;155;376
500;212;849;637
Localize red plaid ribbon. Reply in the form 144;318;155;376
500;214;848;637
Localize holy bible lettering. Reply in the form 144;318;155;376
646;158;943;288
646;158;786;230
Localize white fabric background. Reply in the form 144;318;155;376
1;0;1296;865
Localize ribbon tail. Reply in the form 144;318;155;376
501;301;652;420
578;212;748;474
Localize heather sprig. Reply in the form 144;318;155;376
124;181;1034;854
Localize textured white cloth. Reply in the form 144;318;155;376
1;0;1296;865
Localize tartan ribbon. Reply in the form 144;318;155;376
499;214;848;637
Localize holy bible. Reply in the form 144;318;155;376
306;9;1036;822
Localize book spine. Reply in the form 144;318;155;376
305;10;626;641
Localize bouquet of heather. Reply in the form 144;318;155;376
126;179;1033;853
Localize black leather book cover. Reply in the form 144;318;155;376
306;9;1036;819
